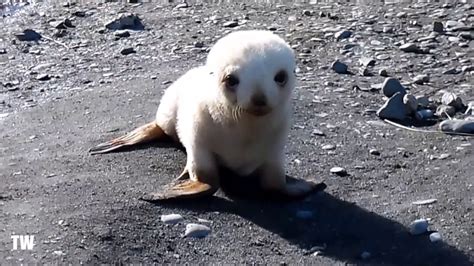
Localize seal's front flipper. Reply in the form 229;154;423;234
140;178;218;201
89;122;166;154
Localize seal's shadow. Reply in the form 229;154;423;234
153;171;472;266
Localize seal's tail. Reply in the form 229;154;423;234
89;122;166;155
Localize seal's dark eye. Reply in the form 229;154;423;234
224;74;239;91
274;70;287;86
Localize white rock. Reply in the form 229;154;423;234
161;214;183;224
412;199;437;205
184;223;211;238
429;232;442;242
322;144;336;150
330;167;347;176
409;219;429;235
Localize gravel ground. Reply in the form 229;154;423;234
0;1;473;265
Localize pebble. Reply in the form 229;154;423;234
369;149;380;156
441;92;464;110
184;223;211;238
378;69;388;77
377;92;407;121
412;74;429;85
359;57;375;67
161;214;183;224
382;77;406;97
335;30;352;40
14;29;42;42
36;74;51;81
399;43;420;53
330;166;347;176
461;65;474;73
409;219;429;235
322;144;335;150
331;59;348;74
435;105;456;118
443;68;460;75
0;48;6;54
121;47;136;55
114;30;131;38
223;21;238;28
432;21;444;33
412;198;437;205
439;119;474;134
429;232;442;242
312;129;325;136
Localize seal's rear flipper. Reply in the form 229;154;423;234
89;122;166;154
140;179;218;201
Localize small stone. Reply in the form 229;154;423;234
359;57;375;67
403;94;418;114
312;129;325;136
223;21;238;28
36;74;51;81
184;223;211;238
382;77;406;97
120;47;136;55
459;32;473;41
360;251;371;260
379;69;388;77
114;30;130;38
383;26;393;33
429;232;442;242
161;214;183;224
409;219;429;235
296;210;313;219
175;2;189;8
14;29;42;42
50;20;66;29
53;250;65;256
441;92;464;110
377;92;407;121
461;65;474;73
0;48;6;54
331;60;348;74
412;198;437;205
369;149;380;156
360;67;371;76
322;144;335;150
302;10;312;16
435;105;456;118
413;74;429;85
432;21;444;33
335;30;352;40
443;68;460;75
330;167;347;176
72;11;86;17
439;120;474;134
399;43;420;53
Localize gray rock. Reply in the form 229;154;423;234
439;119;474;134
120;47;136;55
331;60;348;74
432;21;444;33
379;69;388;77
0;48;6;54
50;20;67;29
443;68;460;75
223;21;238;28
429;232;442;242
399;43;420;53
105;14;144;31
184;223;211;238
322;144;335;150
175;2;189;8
436;105;456;118
461;65;474;73
114;30;130;38
36;74;51;81
413;74;429;85
409;219;429;235
330;166;347;176
376;54;390;60
377;92;407;121
359;57;375;67
459;31;473;40
14;29;42;42
441;92;464;110
335;30;352;40
382;77;406;97
412;198;437;205
161;214;183;224
369;149;380;155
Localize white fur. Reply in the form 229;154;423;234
155;30;297;190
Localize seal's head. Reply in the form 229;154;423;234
206;30;296;117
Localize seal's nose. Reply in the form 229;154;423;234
251;93;267;107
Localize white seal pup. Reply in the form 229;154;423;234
90;30;322;200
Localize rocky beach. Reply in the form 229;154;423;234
0;0;473;264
